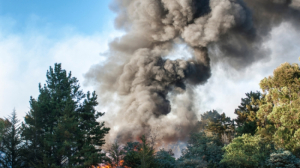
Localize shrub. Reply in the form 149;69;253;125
266;149;300;168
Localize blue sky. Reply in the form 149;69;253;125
0;0;299;121
0;0;114;36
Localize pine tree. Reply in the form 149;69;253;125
200;110;234;143
0;118;5;141
21;63;109;167
0;109;24;168
139;135;156;168
177;132;225;168
122;136;157;168
106;141;125;168
234;91;262;135
155;149;176;168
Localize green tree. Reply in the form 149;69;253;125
123;142;141;168
177;132;225;168
200;110;234;143
139;135;156;168
0;118;5;141
123;136;156;168
257;61;300;156
155;149;176;168
0;109;24;168
105;141;125;168
221;134;273;168
21;63;109;167
234;91;261;136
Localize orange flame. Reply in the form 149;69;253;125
94;160;130;168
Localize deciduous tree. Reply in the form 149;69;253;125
257;61;300;156
221;134;273;168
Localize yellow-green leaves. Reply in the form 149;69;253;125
221;134;272;168
257;60;300;155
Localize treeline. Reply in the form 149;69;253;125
1;59;300;168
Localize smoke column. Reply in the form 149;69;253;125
85;0;300;144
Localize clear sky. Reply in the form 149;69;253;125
0;0;299;121
0;0;114;35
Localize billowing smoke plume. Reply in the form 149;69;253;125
85;0;300;144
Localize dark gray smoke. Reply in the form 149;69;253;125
85;0;300;143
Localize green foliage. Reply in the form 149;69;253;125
155;149;176;168
176;158;207;168
123;141;142;168
266;149;300;168
21;63;109;167
0;109;24;168
199;110;234;143
257;61;300;156
221;134;273;168
0;118;5;141
106;141;125;168
177;132;225;168
122;136;156;168
234;91;262;136
139;136;156;168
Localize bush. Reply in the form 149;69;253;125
266;149;300;168
221;134;273;168
155;149;176;168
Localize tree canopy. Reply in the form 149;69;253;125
234;91;262;136
257;61;300;156
21;63;109;167
221;134;273;168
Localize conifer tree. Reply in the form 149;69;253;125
0;109;24;168
155;149;176;168
0;118;5;141
200;110;234;143
122;136;157;168
234;91;262;135
106;141;125;168
21;63;109;167
177;132;225;168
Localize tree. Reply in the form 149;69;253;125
266;149;300;168
21;63;109;167
0;109;24;168
139;135;156;168
0;118;5;141
155;149;176;168
257;61;300;156
177;132;225;168
105;141;125;168
122;136;156;168
221;134;273;168
200;110;234;143
234;91;262;136
123;142;141;168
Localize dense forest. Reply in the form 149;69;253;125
1;58;300;168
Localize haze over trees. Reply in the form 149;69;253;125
1;58;300;167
